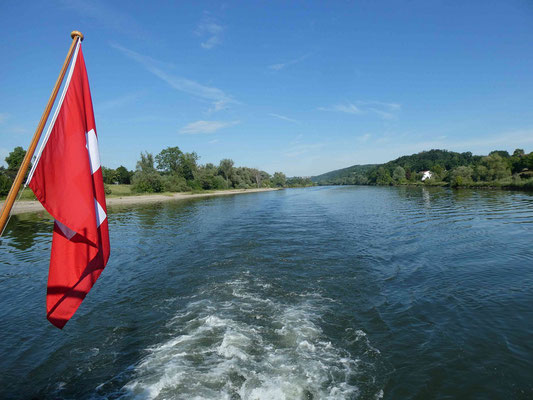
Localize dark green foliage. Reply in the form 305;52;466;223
286;176;314;187
122;147;306;193
162;175;189;192
0;172;11;196
193;167;227;190
272;172;286;187
115;166;133;184
218;159;234;183
489;150;510;158
5;146;26;171
312;164;377;185
178;152;199;181
4;146;31;182
132;171;163;193
101;166;133;184
375;167;392;185
155;146;183;174
312;148;533;190
102;167;117;184
393;166;406;183
132;152;163;192
0;144;309;198
449;166;473;187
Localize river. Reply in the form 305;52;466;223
1;186;532;399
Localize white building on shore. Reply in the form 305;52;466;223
421;170;433;181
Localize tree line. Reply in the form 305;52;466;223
313;149;533;189
0;145;313;196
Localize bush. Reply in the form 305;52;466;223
187;179;203;191
0;174;12;196
212;175;228;190
104;184;112;195
132;171;163;193
162;175;189;192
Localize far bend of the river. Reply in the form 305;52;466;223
1;186;532;400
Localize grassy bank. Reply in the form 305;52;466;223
2;184;282;202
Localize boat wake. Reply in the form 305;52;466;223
121;274;381;399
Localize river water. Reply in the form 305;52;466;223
0;186;532;399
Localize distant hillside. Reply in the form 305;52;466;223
311;164;377;185
311;148;533;189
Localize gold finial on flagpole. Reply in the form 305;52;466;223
0;31;84;236
71;31;84;41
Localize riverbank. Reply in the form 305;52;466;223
1;188;281;216
317;180;533;191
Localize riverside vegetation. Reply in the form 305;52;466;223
2;147;533;199
0;146;314;199
312;148;533;190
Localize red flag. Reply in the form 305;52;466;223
28;42;110;329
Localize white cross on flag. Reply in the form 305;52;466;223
28;40;110;329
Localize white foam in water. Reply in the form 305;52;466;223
121;278;372;399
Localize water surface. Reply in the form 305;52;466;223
1;186;532;399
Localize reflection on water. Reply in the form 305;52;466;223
1;212;52;251
0;187;532;399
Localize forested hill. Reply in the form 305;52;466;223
311;164;377;184
312;149;533;188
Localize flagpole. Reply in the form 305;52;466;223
0;31;84;236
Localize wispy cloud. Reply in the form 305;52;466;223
111;43;237;110
179;120;240;134
0;113;8;124
318;103;362;115
97;92;142;112
195;15;224;49
269;113;299;123
319;101;401;119
269;54;311;71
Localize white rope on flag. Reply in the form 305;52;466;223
26;38;82;185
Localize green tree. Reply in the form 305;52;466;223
5;146;30;181
132;152;162;192
132;172;163;193
218;159;234;185
5;146;26;171
431;164;444;180
473;165;488;182
178;152;199;181
161;174;188;192
376;167;392;185
156;146;183;174
102;167;117;184
481;153;511;181
0;173;11;196
392;166;406;183
115;166;133;184
272;172;286;187
489;150;510;158
450;166;473;187
136;152;156;173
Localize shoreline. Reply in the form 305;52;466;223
2;188;281;216
316;183;533;191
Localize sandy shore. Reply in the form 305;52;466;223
2;188;281;216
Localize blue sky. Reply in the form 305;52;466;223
1;1;533;176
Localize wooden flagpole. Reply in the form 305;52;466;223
0;31;84;236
